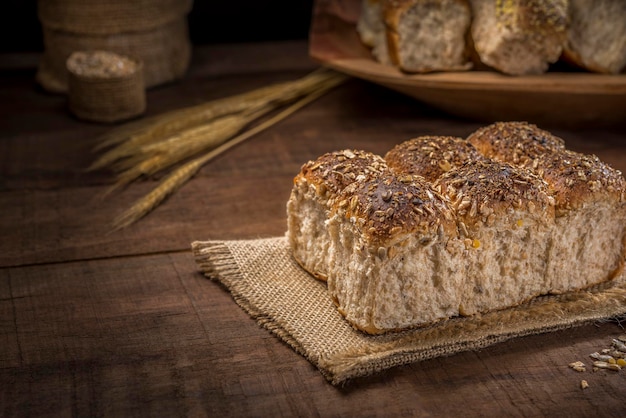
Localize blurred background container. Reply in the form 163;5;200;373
0;1;315;53
35;0;193;93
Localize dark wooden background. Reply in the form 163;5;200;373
0;1;314;52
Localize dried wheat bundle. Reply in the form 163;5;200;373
91;68;348;230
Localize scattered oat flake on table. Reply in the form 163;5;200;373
569;361;586;372
592;361;621;371
580;380;589;389
589;352;616;363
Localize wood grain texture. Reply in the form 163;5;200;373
1;40;626;417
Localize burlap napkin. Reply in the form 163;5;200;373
191;236;626;385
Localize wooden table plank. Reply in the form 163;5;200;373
2;253;625;416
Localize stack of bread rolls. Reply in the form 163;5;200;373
287;121;626;334
357;0;626;75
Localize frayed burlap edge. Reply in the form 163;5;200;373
191;236;626;385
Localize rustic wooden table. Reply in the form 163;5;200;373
2;40;625;417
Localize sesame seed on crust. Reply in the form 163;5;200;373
467;121;565;166
334;172;457;246
435;159;555;231
385;135;487;182
534;149;626;215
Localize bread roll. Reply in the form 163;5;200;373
385;135;486;181
468;0;568;75
357;0;383;48
563;0;626;74
382;0;473;73
287;150;388;281
325;172;461;333
468;121;626;293
466;121;566;165
434;160;556;316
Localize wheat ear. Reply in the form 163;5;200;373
111;76;345;230
89;69;335;171
103;107;272;196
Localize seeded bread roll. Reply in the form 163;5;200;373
383;0;473;73
385;135;486;181
468;121;626;293
325;172;462;334
469;0;568;75
563;0;626;74
533;150;626;292
466;121;566;165
434;160;556;316
287;150;388;281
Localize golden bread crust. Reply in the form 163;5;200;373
385;135;486;182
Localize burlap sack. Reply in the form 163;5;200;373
67;51;145;123
191;236;626;385
38;0;193;35
36;0;192;93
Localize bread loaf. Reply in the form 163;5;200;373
563;0;626;74
287;122;626;334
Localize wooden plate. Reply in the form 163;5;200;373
309;0;626;127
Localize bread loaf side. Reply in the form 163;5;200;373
563;0;626;74
384;0;473;73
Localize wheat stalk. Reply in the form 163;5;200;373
111;76;345;230
88;68;337;172
102;106;273;196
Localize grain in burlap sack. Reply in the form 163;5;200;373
38;0;192;35
36;0;193;93
67;51;146;123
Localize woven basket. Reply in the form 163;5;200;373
36;0;192;93
67;51;146;123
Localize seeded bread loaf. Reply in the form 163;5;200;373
287;122;626;334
